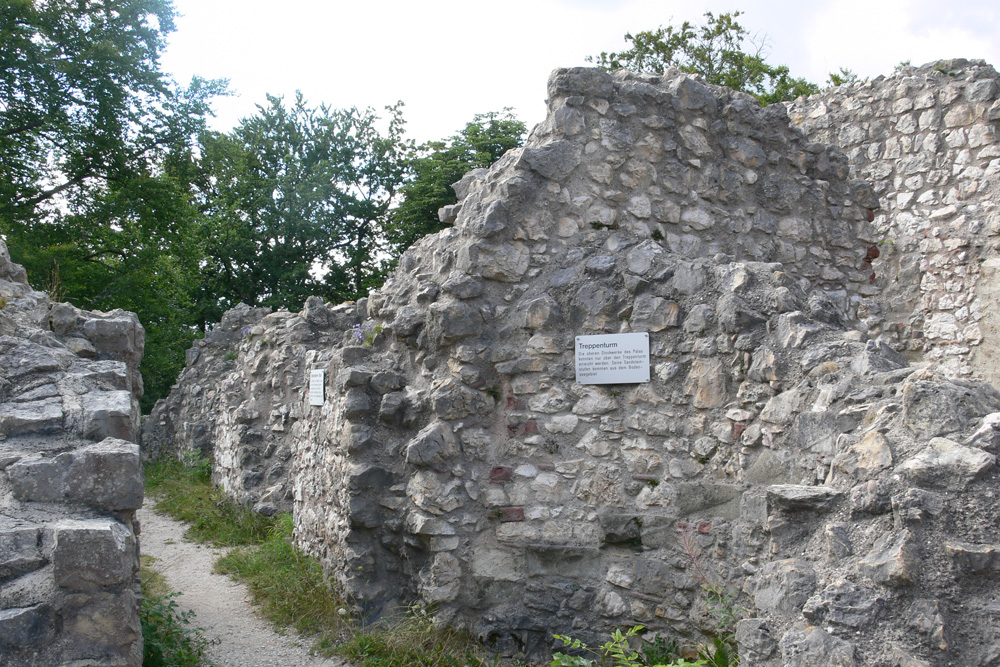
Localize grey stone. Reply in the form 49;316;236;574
53;519;135;591
803;579;882;628
675;482;741;518
749;559;817;618
850;339;908;374
896;437;995;490
767;485;842;512
736;618;778;662
405;422;459;467
0;604;55;649
859;529;920;586
902;373;1000;439
630;295;679;332
780;622;857;666
944;540;1000;574
8;439;143;510
81;390;136;441
519;140;582;181
0;526;45;579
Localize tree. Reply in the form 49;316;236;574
589;11;818;105
1;0;225;409
197;94;409;314
387;110;526;256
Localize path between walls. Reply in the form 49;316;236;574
138;506;350;667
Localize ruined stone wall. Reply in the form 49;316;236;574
0;241;145;666
146;65;1000;666
787;59;1000;383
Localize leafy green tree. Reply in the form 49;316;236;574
197;94;409;314
387;110;526;256
589;11;818;104
1;0;225;409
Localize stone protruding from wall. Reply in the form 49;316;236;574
788;59;1000;382
0;239;145;666
149;65;1000;666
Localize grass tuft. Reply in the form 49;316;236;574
215;514;348;638
145;457;278;546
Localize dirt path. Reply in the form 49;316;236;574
138;506;350;667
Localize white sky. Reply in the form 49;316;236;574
161;0;1000;145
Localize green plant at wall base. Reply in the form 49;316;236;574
551;626;707;666
224;350;238;361
140;555;209;666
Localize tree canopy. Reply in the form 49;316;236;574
589;11;819;105
0;1;526;410
197;94;410;315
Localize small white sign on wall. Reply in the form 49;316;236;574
575;333;650;384
308;369;325;406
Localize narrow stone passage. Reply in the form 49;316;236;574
138;506;349;667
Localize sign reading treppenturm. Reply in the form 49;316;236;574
308;369;325;406
575;333;650;384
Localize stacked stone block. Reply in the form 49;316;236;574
788;59;1000;382
0;240;145;666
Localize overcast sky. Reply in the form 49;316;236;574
161;0;1000;144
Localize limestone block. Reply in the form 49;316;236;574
8;439;143;510
896;437;994;490
859;529;920;586
0;604;56;650
0;397;63;437
779;621;858;666
518;140;582;182
749;558;817;619
684;357;727;409
831;431;894;480
404;422;458;467
81;390;136;441
802;580;882;629
766;485;842;512
0;525;45;579
62;590;140;651
736;618;777;663
630;295;679;332
902;372;1000;439
53;519;135;591
944;540;1000;574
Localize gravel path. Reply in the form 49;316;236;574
138;506;350;667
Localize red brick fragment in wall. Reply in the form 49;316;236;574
499;507;525;522
490;466;513;482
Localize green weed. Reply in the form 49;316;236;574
140;554;209;666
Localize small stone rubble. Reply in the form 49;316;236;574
147;63;1000;665
0;240;145;666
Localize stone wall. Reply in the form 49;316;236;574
787;59;1000;383
146;66;1000;666
0;241;145;666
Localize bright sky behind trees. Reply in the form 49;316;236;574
161;0;1000;143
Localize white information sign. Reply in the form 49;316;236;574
575;333;650;384
308;369;326;406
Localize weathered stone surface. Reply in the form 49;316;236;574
145;61;1000;666
0;525;45;579
945;540;1000;574
902;372;1000;439
780;621;858;666
767;485;842;512
405;422;459;467
896;437;995;490
749;559;817;619
53;519;135;591
860;529;920;586
0;239;144;665
8;439;143;510
803;579;882;628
